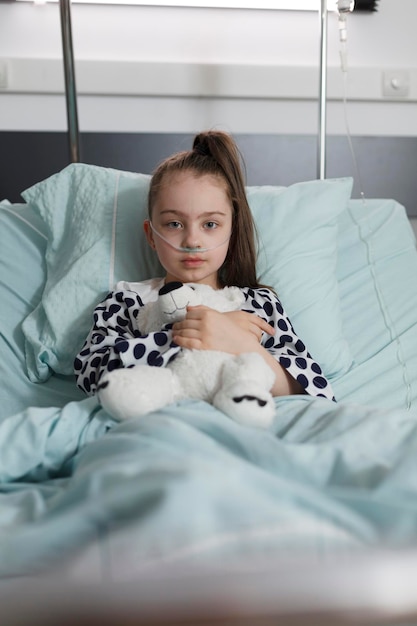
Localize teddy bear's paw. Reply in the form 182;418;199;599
232;353;276;390
213;383;275;429
97;366;175;421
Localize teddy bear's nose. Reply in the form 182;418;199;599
159;281;183;296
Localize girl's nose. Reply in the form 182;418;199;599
182;226;201;250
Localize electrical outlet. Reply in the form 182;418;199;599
0;60;8;89
382;70;410;98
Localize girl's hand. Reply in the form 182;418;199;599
173;305;303;397
172;305;274;354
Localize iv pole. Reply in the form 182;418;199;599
317;0;328;180
59;0;80;163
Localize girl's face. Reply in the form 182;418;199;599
144;171;233;289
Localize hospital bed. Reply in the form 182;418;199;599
1;2;417;624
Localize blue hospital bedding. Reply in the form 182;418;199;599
1;394;417;578
1;182;417;581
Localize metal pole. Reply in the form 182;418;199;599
59;0;80;163
317;0;327;180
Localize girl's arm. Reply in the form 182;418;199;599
74;286;181;395
172;306;301;396
172;288;335;401
173;306;302;396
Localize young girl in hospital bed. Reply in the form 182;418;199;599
74;130;335;412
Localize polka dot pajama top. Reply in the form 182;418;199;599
74;278;335;401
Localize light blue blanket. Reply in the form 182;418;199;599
1;395;417;579
2;175;417;588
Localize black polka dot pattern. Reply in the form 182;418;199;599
74;280;335;402
244;288;335;401
74;282;182;395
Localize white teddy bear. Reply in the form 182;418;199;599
97;281;276;429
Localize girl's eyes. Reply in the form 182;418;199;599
166;221;182;229
164;221;219;230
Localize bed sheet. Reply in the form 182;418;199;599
1;394;417;579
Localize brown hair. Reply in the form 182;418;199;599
148;130;262;289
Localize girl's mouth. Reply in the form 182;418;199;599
182;256;204;267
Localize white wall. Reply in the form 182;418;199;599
1;0;417;233
0;0;417;135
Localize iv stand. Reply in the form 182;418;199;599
57;0;328;174
318;0;328;180
59;0;80;163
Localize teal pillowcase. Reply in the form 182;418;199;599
0;202;83;421
333;198;417;411
249;177;354;379
21;164;353;382
22;165;161;380
0;202;47;370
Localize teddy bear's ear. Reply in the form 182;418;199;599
159;282;184;296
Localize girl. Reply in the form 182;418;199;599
74;131;335;402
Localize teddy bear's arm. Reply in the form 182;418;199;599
74;288;181;396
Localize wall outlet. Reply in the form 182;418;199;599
0;60;8;89
382;70;410;98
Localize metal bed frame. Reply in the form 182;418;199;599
59;0;79;164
